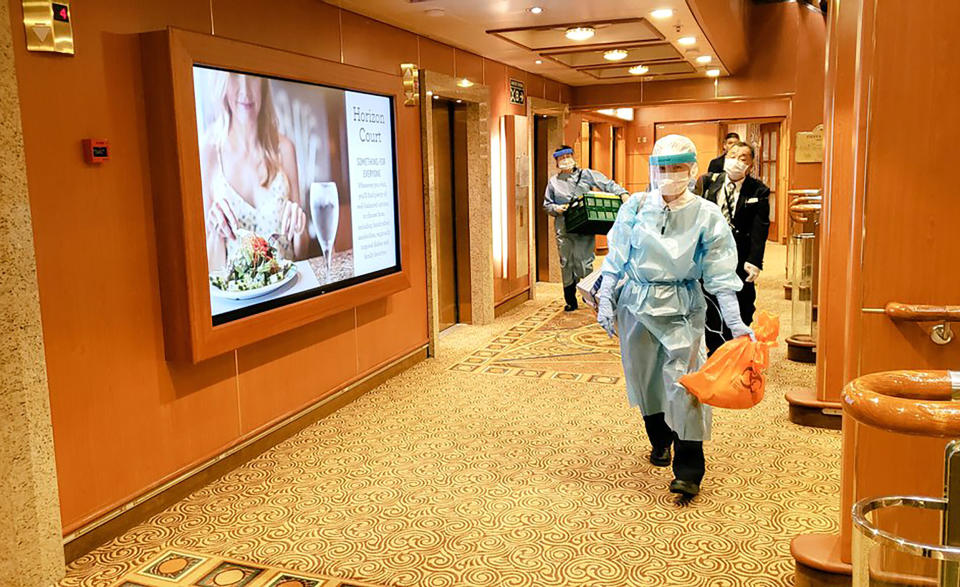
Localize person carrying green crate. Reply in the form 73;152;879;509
543;145;629;311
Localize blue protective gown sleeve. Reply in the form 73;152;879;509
699;208;744;296
717;290;755;339
600;193;644;279
543;181;565;217
584;169;630;196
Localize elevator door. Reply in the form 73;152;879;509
432;101;458;330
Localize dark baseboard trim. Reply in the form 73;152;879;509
494;288;532;318
63;346;428;563
785;389;842;430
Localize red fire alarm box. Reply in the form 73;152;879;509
82;139;109;163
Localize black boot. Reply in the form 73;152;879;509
563;284;578;312
670;433;705;496
643;413;673;467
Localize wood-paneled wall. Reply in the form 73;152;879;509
816;0;960;561
6;0;569;533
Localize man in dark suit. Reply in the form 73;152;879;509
696;142;771;354
707;132;742;174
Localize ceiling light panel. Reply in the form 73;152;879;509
492;19;661;51
565;26;596;41
546;43;681;68
603;49;628;61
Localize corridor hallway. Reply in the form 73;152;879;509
63;243;840;587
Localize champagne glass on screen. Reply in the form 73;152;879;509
309;182;340;282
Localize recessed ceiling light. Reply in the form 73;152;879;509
456;99;463;103
565;26;596;42
457;78;474;88
678;36;697;46
650;8;674;19
629;65;649;75
535;59;543;65
425;8;444;17
696;55;712;64
706;68;721;77
528;6;543;14
432;95;439;100
603;49;628;61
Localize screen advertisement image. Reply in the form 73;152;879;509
192;65;400;325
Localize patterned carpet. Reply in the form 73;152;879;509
115;548;384;586
449;303;623;385
62;243;840;586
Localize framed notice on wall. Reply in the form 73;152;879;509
795;124;824;163
509;78;525;106
140;28;412;362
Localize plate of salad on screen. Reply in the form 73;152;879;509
209;230;297;300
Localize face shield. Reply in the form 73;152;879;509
553;147;577;172
649;135;699;196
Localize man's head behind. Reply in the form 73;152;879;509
723;132;741;153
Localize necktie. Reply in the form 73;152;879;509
722;181;736;226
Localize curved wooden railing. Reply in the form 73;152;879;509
789;202;822;224
885;303;960;323
842;370;960;437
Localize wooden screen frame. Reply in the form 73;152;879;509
141;28;411;363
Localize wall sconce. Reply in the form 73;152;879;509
400;63;419;106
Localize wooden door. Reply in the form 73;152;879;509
535;115;551;282
759;122;779;240
432;101;458;330
493;114;532;306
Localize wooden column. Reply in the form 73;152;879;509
794;0;960;582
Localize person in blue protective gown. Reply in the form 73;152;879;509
543;145;629;311
595;135;755;498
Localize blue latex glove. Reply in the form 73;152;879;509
716;290;756;341
596;273;617;338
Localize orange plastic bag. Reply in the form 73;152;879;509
679;310;780;409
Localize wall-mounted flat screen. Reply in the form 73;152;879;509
192;65;400;325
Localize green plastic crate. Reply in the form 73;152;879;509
563;192;623;235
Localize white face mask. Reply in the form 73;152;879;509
557;157;576;171
724;158;749;180
658;171;690;196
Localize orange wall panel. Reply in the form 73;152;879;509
591;124;613;178
544;79;561;103
418;37;456;77
858;1;960;309
340;10;418;75
526;74;545;99
789;7;826;191
236;312;358;435
686;0;749;74
718;4;797;99
642;78;716;104
211;0;340;62
454;49;484;85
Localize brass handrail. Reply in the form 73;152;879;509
789;202;822;224
886;303;960;322
841;370;960;436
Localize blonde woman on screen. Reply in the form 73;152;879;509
200;72;308;271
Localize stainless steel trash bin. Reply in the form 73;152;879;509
853;496;960;586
